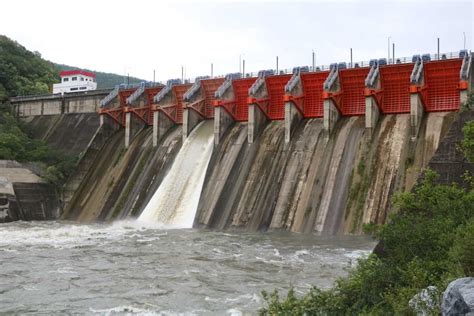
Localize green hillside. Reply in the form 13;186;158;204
0;35;59;102
0;34;146;103
55;64;144;90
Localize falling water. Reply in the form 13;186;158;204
138;120;214;228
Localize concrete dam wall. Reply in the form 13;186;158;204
62;125;182;222
14;53;471;233
17;104;463;235
194;112;455;234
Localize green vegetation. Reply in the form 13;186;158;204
261;170;473;315
0;107;77;185
0;34;145;100
347;156;371;233
0;35;79;185
55;64;144;90
0;34;145;185
261;107;474;314
461;120;474;162
0;35;59;102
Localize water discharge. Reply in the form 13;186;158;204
139;120;214;228
0;220;375;314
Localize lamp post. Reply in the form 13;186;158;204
388;36;391;63
239;55;242;75
437;37;440;60
392;43;395;63
276;56;279;74
350;48;352;68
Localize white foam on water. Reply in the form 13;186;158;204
90;305;158;315
138;121;214;228
0;219;169;248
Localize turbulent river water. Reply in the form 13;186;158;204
0;221;375;315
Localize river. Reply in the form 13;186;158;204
0;220;375;314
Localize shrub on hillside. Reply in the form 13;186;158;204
260;170;474;315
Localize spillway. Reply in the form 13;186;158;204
138;120;214;228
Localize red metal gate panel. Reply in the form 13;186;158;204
145;86;163;106
424;59;462;112
379;63;412;114
201;78;225;118
339;68;370;116
174;84;192;124
266;74;292;120
233;78;256;121
301;72;328;118
119;88;136;107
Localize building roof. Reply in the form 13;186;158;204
59;70;96;78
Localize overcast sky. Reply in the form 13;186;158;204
1;0;472;82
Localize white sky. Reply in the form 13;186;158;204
1;0;472;82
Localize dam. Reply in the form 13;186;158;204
3;48;474;314
8;51;474;235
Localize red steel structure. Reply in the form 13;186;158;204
248;74;292;120
323;67;370;116
186;78;225;119
214;77;257;121
339;67;370;116
126;86;163;125
422;59;464;112
365;63;413;114
100;87;139;126
100;58;466;128
284;71;329;118
155;84;192;124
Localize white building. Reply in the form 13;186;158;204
52;70;97;94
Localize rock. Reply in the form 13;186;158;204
442;277;474;316
409;285;439;315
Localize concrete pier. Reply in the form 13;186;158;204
247;74;270;143
364;64;382;134
183;108;204;141
152;110;175;147
410;92;425;138
365;96;380;133
214;106;234;146
124;109;147;149
248;103;267;143
409;60;425;138
323;99;340;133
323;67;341;133
283;70;304;144
124;111;132;148
284;101;303;144
213;74;242;146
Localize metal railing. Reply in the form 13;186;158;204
100;85;120;108
126;82;146;105
179;50;468;85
